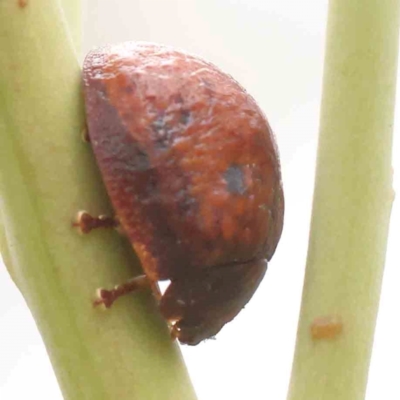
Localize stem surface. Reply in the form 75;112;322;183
61;0;82;55
0;1;196;399
287;1;399;399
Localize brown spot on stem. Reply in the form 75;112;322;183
310;315;343;340
18;0;28;8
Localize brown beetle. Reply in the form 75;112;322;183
79;42;284;345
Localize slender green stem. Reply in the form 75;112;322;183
287;1;399;399
0;1;196;399
0;120;14;282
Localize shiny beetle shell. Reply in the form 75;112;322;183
83;42;284;345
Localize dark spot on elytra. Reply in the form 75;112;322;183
123;83;136;94
121;112;132;121
180;110;191;125
171;93;184;104
178;194;197;214
224;164;246;195
151;117;165;132
107;138;151;173
144;173;158;196
151;115;173;150
135;148;150;171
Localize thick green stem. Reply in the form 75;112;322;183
287;1;399;399
60;0;82;54
0;1;196;399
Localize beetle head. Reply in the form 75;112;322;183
159;259;268;345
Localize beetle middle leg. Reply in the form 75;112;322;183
94;275;148;308
73;210;120;234
94;276;161;308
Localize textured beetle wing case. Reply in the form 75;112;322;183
83;42;284;282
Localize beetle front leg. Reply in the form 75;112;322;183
73;210;119;234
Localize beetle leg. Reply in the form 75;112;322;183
94;275;150;308
73;210;119;234
93;276;161;308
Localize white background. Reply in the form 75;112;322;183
1;0;399;399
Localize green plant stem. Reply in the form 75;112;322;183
0;120;14;281
60;0;82;54
287;1;399;399
0;1;196;399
